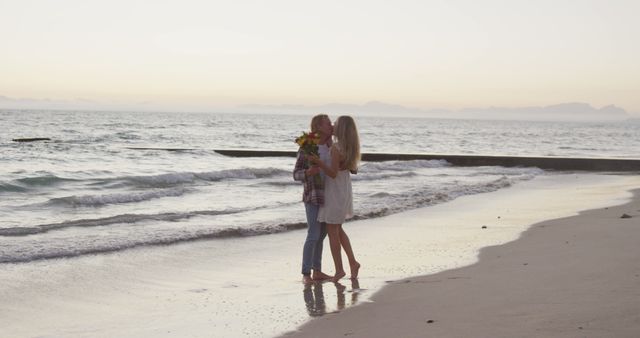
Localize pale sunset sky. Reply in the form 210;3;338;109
0;0;638;115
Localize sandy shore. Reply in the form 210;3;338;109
285;190;640;338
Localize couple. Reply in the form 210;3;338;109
293;114;361;284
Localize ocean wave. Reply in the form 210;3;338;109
369;192;392;198
49;188;187;207
120;167;290;186
461;167;545;177
5;167;290;192
353;174;537;219
258;181;300;187
253;170;418;185
352;171;417;181
0;174;517;262
0;169;542;264
0;206;271;237
0;182;28;193
0;221;308;264
359;159;450;172
15;174;77;187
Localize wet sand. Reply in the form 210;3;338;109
285;189;640;338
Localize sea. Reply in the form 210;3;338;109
1;109;640;265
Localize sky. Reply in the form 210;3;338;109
1;0;639;116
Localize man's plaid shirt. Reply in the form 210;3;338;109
293;149;324;206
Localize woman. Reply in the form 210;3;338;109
311;115;361;282
293;114;333;283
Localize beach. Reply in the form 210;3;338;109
0;173;638;337
287;187;640;337
2;1;640;336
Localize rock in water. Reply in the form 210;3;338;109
620;213;632;219
12;138;51;142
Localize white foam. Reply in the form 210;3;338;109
127;167;289;186
351;171;417;181
359;159;450;172
52;188;187;207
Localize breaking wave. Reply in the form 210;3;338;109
49;188;188;207
0;169;541;264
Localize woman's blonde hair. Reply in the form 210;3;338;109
310;114;328;133
333;115;360;171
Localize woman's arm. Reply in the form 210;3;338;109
314;146;340;179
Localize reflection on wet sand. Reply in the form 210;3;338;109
303;279;362;317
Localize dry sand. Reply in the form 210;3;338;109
286;190;640;338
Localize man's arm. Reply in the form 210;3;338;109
293;150;307;182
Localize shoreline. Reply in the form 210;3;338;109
285;189;640;337
1;173;638;337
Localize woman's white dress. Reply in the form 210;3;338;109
317;160;353;224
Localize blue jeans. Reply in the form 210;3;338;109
302;202;327;275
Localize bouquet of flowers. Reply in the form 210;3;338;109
295;131;322;187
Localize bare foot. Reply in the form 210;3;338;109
312;271;333;281
302;275;313;284
350;261;361;279
332;271;346;283
351;278;360;290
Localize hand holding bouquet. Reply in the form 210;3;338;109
295;131;323;187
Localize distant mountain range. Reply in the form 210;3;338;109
240;101;633;121
0;94;634;121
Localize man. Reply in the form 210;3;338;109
293;114;334;283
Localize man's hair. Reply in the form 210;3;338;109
310;114;329;133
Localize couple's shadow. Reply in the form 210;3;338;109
303;279;361;317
